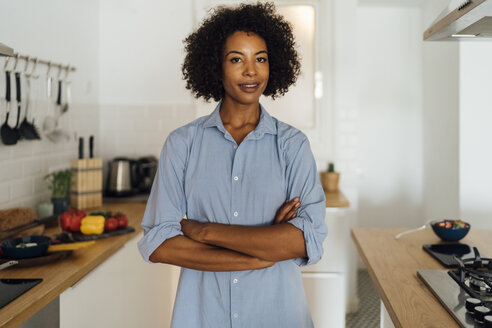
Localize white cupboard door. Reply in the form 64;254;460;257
60;233;174;328
302;208;350;273
302;272;346;328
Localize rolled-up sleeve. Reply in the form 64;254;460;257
284;134;327;266
137;129;189;262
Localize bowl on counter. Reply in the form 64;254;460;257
0;235;52;259
431;220;470;242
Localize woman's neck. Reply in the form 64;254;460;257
219;97;261;129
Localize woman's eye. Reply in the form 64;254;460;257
230;57;241;63
257;57;268;63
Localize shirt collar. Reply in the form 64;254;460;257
202;102;277;139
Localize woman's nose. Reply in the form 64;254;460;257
243;61;256;76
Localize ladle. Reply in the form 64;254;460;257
45;79;70;143
0;70;16;145
42;65;59;136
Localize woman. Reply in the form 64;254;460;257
138;3;327;327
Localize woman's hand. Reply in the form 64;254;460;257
181;218;206;242
273;197;300;224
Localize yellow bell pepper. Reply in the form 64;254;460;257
80;215;105;235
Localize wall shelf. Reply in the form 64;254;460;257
0;42;14;57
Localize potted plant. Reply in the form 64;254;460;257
320;162;340;192
44;169;73;215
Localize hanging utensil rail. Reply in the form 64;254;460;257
3;53;76;73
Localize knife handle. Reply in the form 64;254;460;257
5;71;11;102
89;135;94;158
79;137;84;159
57;80;62;106
15;72;21;102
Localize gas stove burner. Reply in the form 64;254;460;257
469;275;492;294
449;269;492;301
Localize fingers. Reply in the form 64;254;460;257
286;201;300;220
274;197;301;224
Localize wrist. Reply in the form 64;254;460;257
197;222;211;243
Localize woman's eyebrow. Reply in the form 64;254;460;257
225;50;268;56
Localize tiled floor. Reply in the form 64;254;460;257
346;269;381;328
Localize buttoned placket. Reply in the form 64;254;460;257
230;141;241;327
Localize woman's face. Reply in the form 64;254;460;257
221;31;269;106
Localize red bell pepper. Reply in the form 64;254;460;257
60;209;86;232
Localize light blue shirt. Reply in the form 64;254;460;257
138;103;327;328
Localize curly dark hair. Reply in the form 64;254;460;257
182;2;301;102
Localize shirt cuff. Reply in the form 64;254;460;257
138;221;183;263
287;216;323;267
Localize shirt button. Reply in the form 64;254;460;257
233;176;239;181
233;145;237;149
233;278;238;284
233;212;238;217
233;313;238;318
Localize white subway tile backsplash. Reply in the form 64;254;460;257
23;159;43;176
10;141;33;158
33;176;47;193
0;148;10;161
0;162;23;182
0;183;10;204
10;179;33;199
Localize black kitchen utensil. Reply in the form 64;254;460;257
89;135;94;158
0;71;16;145
78;137;84;159
19;72;40;140
11;72;22;142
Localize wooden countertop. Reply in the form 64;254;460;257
325;190;350;208
351;227;492;328
0;202;146;328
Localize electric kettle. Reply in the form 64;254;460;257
106;157;138;197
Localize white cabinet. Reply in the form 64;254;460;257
303;272;345;328
60;232;175;328
302;207;358;328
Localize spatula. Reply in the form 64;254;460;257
0;71;17;145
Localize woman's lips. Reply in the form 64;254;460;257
238;83;260;93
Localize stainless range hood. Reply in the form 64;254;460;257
424;0;492;40
0;42;14;57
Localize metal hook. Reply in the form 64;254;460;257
12;54;20;72
57;64;64;79
46;61;52;76
26;57;39;79
64;64;70;81
31;58;39;78
3;56;10;71
23;56;31;74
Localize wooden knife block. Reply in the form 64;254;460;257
70;158;103;210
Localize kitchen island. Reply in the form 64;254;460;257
351;227;492;328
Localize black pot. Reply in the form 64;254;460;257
52;198;68;215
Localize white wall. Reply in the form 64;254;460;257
459;42;492;230
0;0;100;210
98;0;196;179
421;0;460;223
356;5;424;227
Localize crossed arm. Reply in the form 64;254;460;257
149;198;307;271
